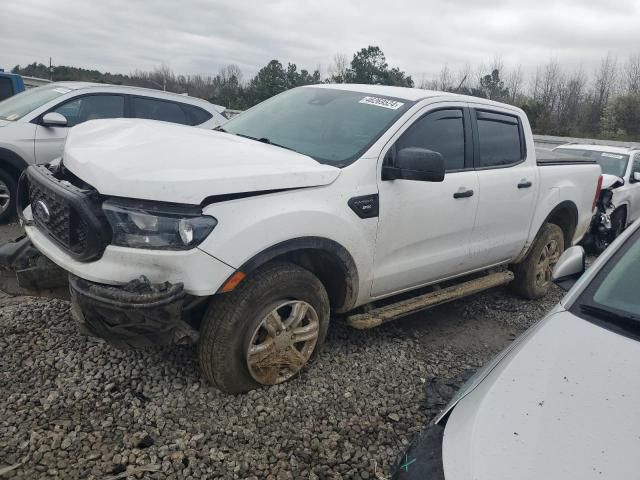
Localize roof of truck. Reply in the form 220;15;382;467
309;83;523;111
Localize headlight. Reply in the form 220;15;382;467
103;199;217;250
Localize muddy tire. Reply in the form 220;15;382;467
510;223;565;300
198;261;330;393
0;169;17;223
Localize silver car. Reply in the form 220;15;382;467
0;82;226;221
395;218;640;479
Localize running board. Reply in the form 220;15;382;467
347;271;514;329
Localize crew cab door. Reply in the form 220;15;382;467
466;106;537;269
371;105;479;297
34;94;125;163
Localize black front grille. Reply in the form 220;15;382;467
19;165;110;262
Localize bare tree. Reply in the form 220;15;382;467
506;64;523;103
329;53;349;82
437;64;453;91
623;54;640;94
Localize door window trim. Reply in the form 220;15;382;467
470;107;527;170
384;105;474;173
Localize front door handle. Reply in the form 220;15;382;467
453;189;474;199
518;180;533;189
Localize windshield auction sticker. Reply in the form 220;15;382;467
601;153;624;159
359;96;404;110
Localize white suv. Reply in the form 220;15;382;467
0;82;226;221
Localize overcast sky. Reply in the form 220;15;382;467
2;0;640;83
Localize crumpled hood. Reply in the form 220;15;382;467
63;119;340;204
601;173;624;190
443;311;640;480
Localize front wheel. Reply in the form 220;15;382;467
198;261;330;393
510;223;565;300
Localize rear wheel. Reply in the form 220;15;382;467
198;261;330;393
0;169;17;223
511;223;564;299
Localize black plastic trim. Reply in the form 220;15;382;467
18;165;111;262
233;236;359;312
348;194;379;218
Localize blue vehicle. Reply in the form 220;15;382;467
0;71;25;101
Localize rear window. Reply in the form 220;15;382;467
554;148;629;178
181;103;212;126
476;111;523;167
132;97;187;125
0;77;14;101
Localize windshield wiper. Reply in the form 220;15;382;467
234;133;298;153
213;125;227;133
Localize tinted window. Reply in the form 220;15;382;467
53;95;124;127
181;103;212;126
395;109;465;171
0;77;14;101
476;111;522;167
633;154;640;174
223;87;413;166
133;97;187;124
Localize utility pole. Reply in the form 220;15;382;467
49;57;54;81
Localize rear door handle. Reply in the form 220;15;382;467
453;189;474;199
518;180;533;189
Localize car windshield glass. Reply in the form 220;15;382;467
575;226;640;331
0;84;70;121
222;87;413;166
554;148;629;177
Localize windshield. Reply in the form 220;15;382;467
554;148;629;177
574;226;640;333
0;84;70;121
222;87;413;166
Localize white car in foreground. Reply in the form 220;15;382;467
394;215;640;479
0;82;226;221
554;144;640;252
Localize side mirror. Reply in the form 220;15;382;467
382;148;445;182
552;246;586;291
41;112;68;127
632;172;640;183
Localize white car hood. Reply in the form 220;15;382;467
62;119;340;204
443;311;640;480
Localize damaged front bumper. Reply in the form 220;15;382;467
0;237;201;349
70;275;199;349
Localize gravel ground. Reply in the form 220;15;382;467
0;276;565;479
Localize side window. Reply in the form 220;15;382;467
180;103;213;126
395;109;465;171
632;154;640;180
132;97;187;125
0;77;14;101
476;110;523;167
52;95;125;127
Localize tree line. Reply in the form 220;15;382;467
12;46;640;140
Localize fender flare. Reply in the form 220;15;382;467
516;200;579;262
539;200;578;246
227;236;360;312
0;148;29;177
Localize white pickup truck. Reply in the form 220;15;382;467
2;84;602;393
